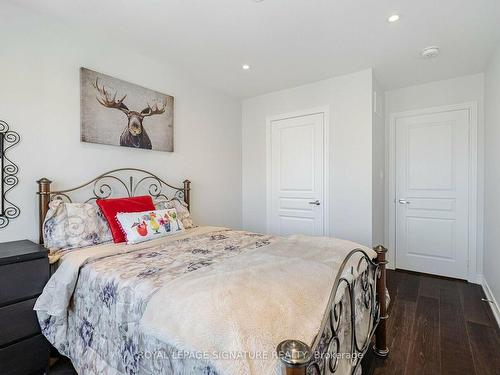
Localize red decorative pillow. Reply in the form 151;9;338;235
96;196;155;243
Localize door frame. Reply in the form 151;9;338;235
266;106;330;236
387;102;479;282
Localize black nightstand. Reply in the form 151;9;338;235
0;240;50;375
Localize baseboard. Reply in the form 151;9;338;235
471;273;483;285
481;276;500;329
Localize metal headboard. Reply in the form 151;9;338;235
36;168;190;244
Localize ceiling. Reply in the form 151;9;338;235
9;0;500;98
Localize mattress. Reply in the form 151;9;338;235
35;226;377;375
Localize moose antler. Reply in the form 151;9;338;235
92;77;129;114
141;102;167;117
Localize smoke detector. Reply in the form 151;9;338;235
421;46;440;58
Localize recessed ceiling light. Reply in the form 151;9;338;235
242;64;251;70
421;46;440;58
388;14;400;23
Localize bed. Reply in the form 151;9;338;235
34;168;389;375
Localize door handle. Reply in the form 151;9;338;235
308;200;321;206
398;199;411;204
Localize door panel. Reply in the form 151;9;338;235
270;113;324;236
407;123;453;190
279;215;315;236
406;217;455;260
279;124;314;191
395;109;469;279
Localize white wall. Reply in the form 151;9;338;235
386;74;485;113
385;74;485;276
0;2;242;243
484;45;500;307
242;69;374;246
372;77;385;247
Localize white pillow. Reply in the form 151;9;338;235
116;208;184;244
43;200;112;251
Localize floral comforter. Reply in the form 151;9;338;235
35;226;376;375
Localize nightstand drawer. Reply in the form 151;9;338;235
0;258;49;306
0;334;49;375
0;298;40;347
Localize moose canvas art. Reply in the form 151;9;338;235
80;68;174;151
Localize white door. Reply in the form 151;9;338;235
269;113;325;236
395;109;469;279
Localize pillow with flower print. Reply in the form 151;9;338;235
116;208;185;244
43;200;112;251
154;198;194;228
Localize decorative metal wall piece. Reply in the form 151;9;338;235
0;120;20;228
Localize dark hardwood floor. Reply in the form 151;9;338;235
50;269;500;374
362;269;500;375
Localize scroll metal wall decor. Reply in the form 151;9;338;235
0;120;20;228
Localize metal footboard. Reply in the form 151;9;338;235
277;245;389;375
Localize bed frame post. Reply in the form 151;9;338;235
277;340;312;375
183;179;191;210
37;177;52;244
373;245;389;357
